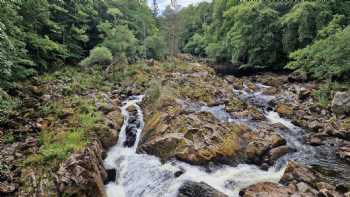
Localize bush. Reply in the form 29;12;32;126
99;24;138;63
80;47;112;67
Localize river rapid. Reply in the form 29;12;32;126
103;82;349;196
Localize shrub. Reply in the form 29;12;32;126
80;46;112;67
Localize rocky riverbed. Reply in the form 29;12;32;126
1;59;349;196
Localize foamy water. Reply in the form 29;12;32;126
104;95;286;197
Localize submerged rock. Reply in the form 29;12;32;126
178;181;228;197
332;91;350;115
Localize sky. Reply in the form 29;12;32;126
147;0;211;12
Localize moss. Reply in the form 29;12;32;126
178;84;215;103
225;97;245;112
26;129;88;166
3;132;15;144
340;117;350;130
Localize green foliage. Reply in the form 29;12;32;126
280;2;332;54
146;80;161;104
177;0;350;80
0;89;20;124
144;34;167;60
317;14;347;39
287;27;350;80
183;33;207;57
225;3;283;68
205;42;228;62
0;0;161;88
100;24;138;63
38;129;87;162
313;84;331;108
80;47;112;67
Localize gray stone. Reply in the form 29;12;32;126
178;181;228;197
332;91;350;115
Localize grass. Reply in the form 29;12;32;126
313;82;350;108
0;91;20;124
26;129;87;165
42;66;108;96
26;95;103;166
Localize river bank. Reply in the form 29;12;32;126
1;59;349;196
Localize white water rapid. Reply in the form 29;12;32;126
104;95;286;197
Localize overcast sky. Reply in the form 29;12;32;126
147;0;211;12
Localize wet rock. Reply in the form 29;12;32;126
139;133;189;162
266;146;290;164
337;145;350;163
178;181;228;197
296;182;313;193
105;109;124;131
57;140;107;197
239;182;295;197
280;161;319;187
276;104;294;117
288;72;308;83
332;91;350;115
93;124;118;150
308;136;323;146
269;134;286;148
174;170;184;178
104;169;116;184
124;125;138;147
245;141;270;164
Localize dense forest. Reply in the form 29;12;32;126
1;0;349;89
177;0;350;80
1;0;350;197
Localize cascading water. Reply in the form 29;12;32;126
233;83;350;186
104;96;286;197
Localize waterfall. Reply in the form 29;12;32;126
103;95;286;197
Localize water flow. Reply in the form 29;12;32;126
104;96;285;197
233;83;350;186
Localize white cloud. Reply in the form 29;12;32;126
147;0;211;12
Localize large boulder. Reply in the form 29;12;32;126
57;140;107;197
332;91;350;115
280;161;319;186
138;111;246;165
239;182;296;197
178;181;228;197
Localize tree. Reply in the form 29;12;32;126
287;26;350;80
225;3;283;69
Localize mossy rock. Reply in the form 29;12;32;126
276;103;294;117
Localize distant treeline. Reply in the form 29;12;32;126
177;0;350;80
